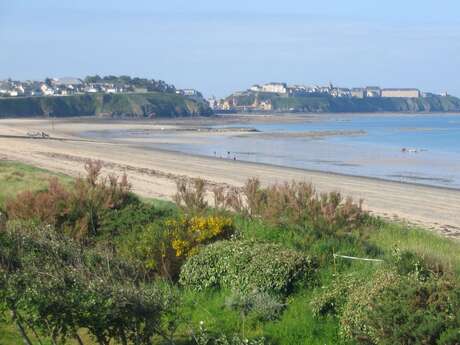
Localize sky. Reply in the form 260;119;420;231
1;0;460;97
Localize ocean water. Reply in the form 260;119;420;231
83;114;460;189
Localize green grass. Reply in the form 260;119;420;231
369;222;460;276
263;292;346;345
0;161;71;207
0;324;24;345
0;322;95;345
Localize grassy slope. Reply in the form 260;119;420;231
0;161;72;207
0;92;212;118
1;162;459;345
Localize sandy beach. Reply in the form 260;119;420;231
0;117;459;238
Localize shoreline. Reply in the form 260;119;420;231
0;117;459;237
130;143;460;193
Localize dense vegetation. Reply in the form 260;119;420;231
0;160;459;345
83;75;176;93
0;92;212;118
229;92;460;113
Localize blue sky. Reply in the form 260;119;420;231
1;0;459;97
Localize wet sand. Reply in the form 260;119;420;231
0;117;459;238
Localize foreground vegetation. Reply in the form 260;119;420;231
0;160;459;345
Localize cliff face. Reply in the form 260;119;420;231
0;92;213;118
228;93;460;113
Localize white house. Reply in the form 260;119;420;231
366;87;381;97
40;84;55;96
351;88;365;99
262;83;288;94
381;88;420;98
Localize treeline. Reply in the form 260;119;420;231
83;75;176;93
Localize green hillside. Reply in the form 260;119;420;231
0;92;213;118
229;92;460;113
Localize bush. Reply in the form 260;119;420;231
0;225;179;345
337;268;460;345
339;269;400;342
215;178;367;236
99;201;172;238
388;246;445;278
225;290;285;321
174;178;208;213
363;276;460;345
311;273;364;317
179;240;314;295
117;222;179;280
118;215;235;280
168;215;235;257
5;160;134;241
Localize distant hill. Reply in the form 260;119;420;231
226;92;460;113
0;92;213;118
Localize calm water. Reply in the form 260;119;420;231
84;114;460;189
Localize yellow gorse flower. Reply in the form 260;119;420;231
167;215;234;257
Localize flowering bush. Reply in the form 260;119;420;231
310;273;364;317
339;269;400;342
118;215;235;280
168;215;234;257
179;240;314;294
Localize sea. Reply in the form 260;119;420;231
82;114;460;189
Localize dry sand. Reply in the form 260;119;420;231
0;117;459;238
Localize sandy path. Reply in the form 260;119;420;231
0;118;459;238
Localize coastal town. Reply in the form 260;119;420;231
0;76;203;100
0;77;453;114
208;82;449;112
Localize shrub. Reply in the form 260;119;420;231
99;202;172;238
174;178;208;213
117;222;179;280
225;290;285;321
337;269;460;345
5;177;70;225
168;215;235;257
339;269;400;342
388;246;445;278
311;273;364;317
215;178;367;236
363;276;460;345
5;160;134;241
0;225;179;345
179;240;314;295
118;215;235;280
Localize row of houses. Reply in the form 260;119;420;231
248;82;422;99
0;78;195;98
0;78;130;97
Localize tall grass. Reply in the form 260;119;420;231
369;222;460;276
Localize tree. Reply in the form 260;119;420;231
0;225;181;345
